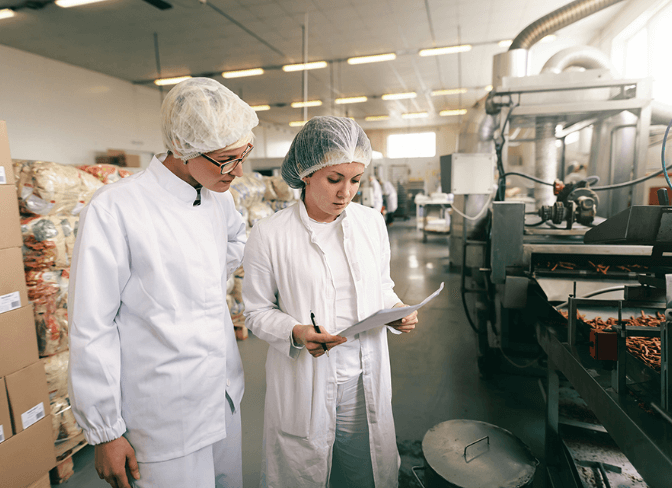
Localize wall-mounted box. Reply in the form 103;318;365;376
440;153;495;195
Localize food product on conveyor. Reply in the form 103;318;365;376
539;260;648;274
561;310;662;371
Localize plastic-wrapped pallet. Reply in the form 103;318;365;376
262;176;278;201
13;160;103;216
229;172;266;209
248;201;274;227
269;200;296;212
43;350;69;399
270;175;294;202
22;215;78;269
50;395;81;443
24;264;70;356
77;164;131;184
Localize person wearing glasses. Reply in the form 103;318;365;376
68;78;257;488
242;116;418;488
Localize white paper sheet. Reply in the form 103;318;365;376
335;282;444;337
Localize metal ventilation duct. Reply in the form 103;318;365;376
509;0;625;51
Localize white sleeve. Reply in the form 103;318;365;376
242;224;301;359
225;194;247;276
67;202;130;445
377;213;401;309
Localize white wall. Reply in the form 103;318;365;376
0;44;164;167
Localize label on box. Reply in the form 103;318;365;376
0;424;4;443
0;166;5;184
0;291;21;314
21;402;46;430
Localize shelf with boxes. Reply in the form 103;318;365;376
0;121;56;488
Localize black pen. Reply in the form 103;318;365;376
310;311;329;357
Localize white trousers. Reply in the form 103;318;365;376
133;395;242;488
329;375;375;488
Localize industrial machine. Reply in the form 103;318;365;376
447;0;672;486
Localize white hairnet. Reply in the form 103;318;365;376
161;77;259;160
281;116;372;188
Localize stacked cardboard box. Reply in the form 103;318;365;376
0;121;56;487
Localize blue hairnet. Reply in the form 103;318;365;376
281;116;372;189
161;78;258;160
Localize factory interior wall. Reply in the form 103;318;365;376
0;44;165;168
365;124;460;192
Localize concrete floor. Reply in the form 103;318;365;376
57;218;547;488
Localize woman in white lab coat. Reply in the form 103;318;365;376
68;78;257;488
243;116;418;488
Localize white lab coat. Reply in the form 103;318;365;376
242;200;401;488
68;155;246;463
382;180;398;214
370;178;384;212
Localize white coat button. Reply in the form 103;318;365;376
227;379;231;387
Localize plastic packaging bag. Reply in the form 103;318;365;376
13;160;103;216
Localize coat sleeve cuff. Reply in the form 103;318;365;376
289;329;304;358
82;417;127;445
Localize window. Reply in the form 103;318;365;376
618;1;672;104
386;132;436;159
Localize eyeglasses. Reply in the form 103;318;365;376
200;143;253;175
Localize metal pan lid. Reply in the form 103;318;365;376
422;419;538;488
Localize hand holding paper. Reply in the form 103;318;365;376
335;282;444;337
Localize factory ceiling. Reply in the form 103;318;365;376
0;0;625;130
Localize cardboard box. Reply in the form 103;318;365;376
97;149;141;168
0;306;39;378
25;473;51;488
5;361;50;434
0;185;22;250
0;121;15;185
0;377;12;443
0;416;55;488
0;247;29;316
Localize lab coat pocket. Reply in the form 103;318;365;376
267;354;313;438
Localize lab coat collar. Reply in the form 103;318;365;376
297;198;351;233
148;153;202;205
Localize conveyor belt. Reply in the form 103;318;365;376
537;320;672;488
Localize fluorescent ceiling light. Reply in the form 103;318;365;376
347;53;396;65
250;105;271;111
222;68;264;79
419;45;471;56
335;96;368;104
484;85;493;92
365;115;389;121
0;8;15;19
289;120;308;127
541;34;556;43
291;100;322;108
439;109;467;116
282;61;328;72
55;0;108;7
382;92;416;101
154;76;192;86
402;112;428;119
431;88;468;96
498;39;513;48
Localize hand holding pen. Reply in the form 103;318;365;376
310;312;329;356
291;312;346;358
